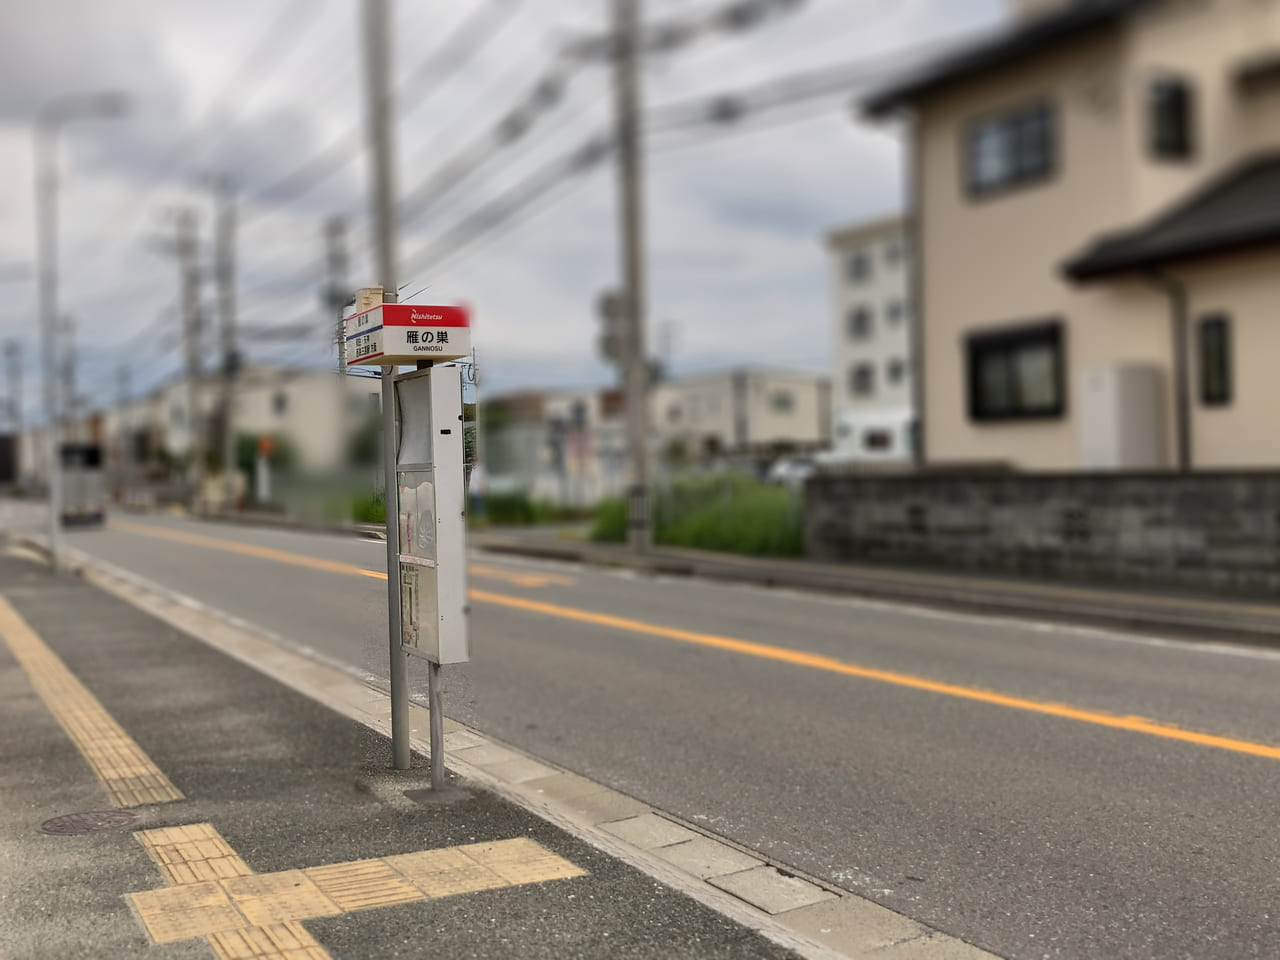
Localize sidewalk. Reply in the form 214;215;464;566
0;545;996;960
470;529;1280;646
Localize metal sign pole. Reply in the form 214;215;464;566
381;357;411;771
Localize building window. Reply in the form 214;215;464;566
1149;76;1195;162
667;403;682;424
887;358;907;385
863;429;893;452
849;363;876;397
884;240;904;267
1198;314;1231;405
966;321;1064;421
846;250;871;283
886;300;906;326
770;390;795;413
966;101;1056;196
847;306;874;340
273;392;288;416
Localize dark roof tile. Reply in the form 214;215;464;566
1065;152;1280;279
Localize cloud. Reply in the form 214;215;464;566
0;0;1008;410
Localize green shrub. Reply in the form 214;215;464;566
590;475;803;556
590;497;628;543
485;492;536;526
352;490;386;524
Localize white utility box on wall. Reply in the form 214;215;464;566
394;365;468;664
1078;364;1166;470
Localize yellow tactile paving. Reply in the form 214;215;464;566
304;859;424;912
462;837;589;885
383;845;510;898
137;824;254;884
131;880;248;943
207;922;330;960
0;596;183;807
130;823;587;959
222;871;343;926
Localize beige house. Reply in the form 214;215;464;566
867;0;1280;470
650;368;832;463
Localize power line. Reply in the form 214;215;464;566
71;0;326;262
393;0;813;234
395;28;967;283
239;0;524;227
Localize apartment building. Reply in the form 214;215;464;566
824;216;915;462
482;388;629;506
482;368;831;504
650;368;832;464
866;0;1280;470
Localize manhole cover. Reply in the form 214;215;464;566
39;810;139;836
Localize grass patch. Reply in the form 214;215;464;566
591;476;803;556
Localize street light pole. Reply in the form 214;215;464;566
34;92;127;573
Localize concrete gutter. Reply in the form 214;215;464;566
471;533;1280;649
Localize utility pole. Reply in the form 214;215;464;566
176;208;205;500
361;0;412;773
59;314;76;441
116;363;131;499
6;340;22;437
34;92;128;574
611;0;652;553
324;216;350;468
213;180;237;512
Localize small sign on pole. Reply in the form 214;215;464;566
345;304;471;366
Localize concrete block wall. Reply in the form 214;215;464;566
804;472;1280;596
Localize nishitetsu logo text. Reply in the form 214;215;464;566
409;310;443;322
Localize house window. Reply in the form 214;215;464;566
1149;76;1195;161
966;101;1056;196
884;240;904;267
1198;314;1231;405
847;306;874;340
667;404;682;424
770;390;795;413
886;300;906;326
849;363;876;397
846;250;871;283
966;321;1064;421
272;392;288;416
887;358;907;385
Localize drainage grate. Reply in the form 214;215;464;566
39;810;139;836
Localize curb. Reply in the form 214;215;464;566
472;538;1280;649
9;533;999;960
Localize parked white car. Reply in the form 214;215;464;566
766;456;816;488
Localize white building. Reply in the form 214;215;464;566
825;216;916;462
650;368;831;465
483;387;630;507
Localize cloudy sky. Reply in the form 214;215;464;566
0;0;1007;418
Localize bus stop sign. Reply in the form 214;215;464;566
345;303;471;366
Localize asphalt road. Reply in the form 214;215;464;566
21;507;1280;960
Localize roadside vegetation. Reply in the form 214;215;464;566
591;474;804;557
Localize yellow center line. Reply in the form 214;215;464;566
108;518;1280;761
109;520;572;588
112;519;387;580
